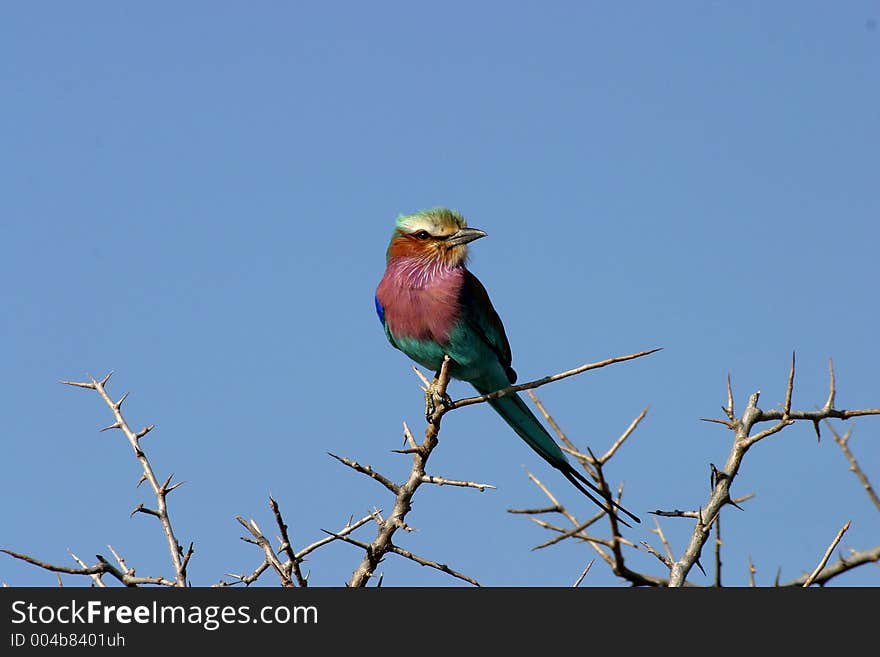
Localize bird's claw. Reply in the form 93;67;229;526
424;378;452;421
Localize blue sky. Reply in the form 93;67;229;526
2;2;878;587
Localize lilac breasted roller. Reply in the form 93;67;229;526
375;208;640;526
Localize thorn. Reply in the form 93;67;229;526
727;497;744;511
783;351;795;418
825;357;836;410
135;425;154;440
100;421;122;432
726;372;734;418
59;379;96;389
695;558;706;576
130;504;159;518
166;480;185;494
114;391;129;410
100;372;114;387
411;366;431;387
160;473;174;492
136;474;147;488
812;419;821;442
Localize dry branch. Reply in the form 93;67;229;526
667;357;880;586
802;521;851;587
5;374;189;587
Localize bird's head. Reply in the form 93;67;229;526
386;208;487;267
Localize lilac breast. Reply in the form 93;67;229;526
376;259;464;344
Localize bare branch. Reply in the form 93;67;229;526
235;515;293;587
641;541;673;568
452;348;662;409
70;551;106;588
669;356;880;586
507;505;561;515
328;453;399;495
348;356;457;587
327;528;479;586
599;407;649;464
526;390;577;454
802;521;851;587
650;508;701;519
531;514;606;551
828;423;880;511
419;474;496;491
2;549;175;587
296;512;380;560
74;375;188;585
780;545;880;587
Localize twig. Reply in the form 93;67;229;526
779;545;880;587
641;541;673;568
827;422;880;511
420;474;496;491
235;516;293;587
802;521;851;587
526;390;578;455
452;348;662;409
328;453;399;494
598;407;649;464
70;551;106;588
1;549;175;587
326;528;479;586
651;519;675;564
573;560;594;587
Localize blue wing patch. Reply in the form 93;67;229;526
374;295;385;325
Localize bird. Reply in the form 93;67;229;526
375;207;640;526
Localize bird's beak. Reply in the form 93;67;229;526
447;227;487;247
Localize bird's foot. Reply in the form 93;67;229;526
424;377;452;421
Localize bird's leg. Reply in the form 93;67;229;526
424;369;453;421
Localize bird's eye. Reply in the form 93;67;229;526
414;230;431;240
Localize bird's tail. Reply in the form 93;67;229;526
476;384;641;526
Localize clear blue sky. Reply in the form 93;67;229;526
2;2;878;587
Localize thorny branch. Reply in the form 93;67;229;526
223;504;380;587
509;355;879;587
343;356;481;586
5;374;382;588
660;355;880;586
4;373;191;587
338;347;659;585
8;349;874;588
